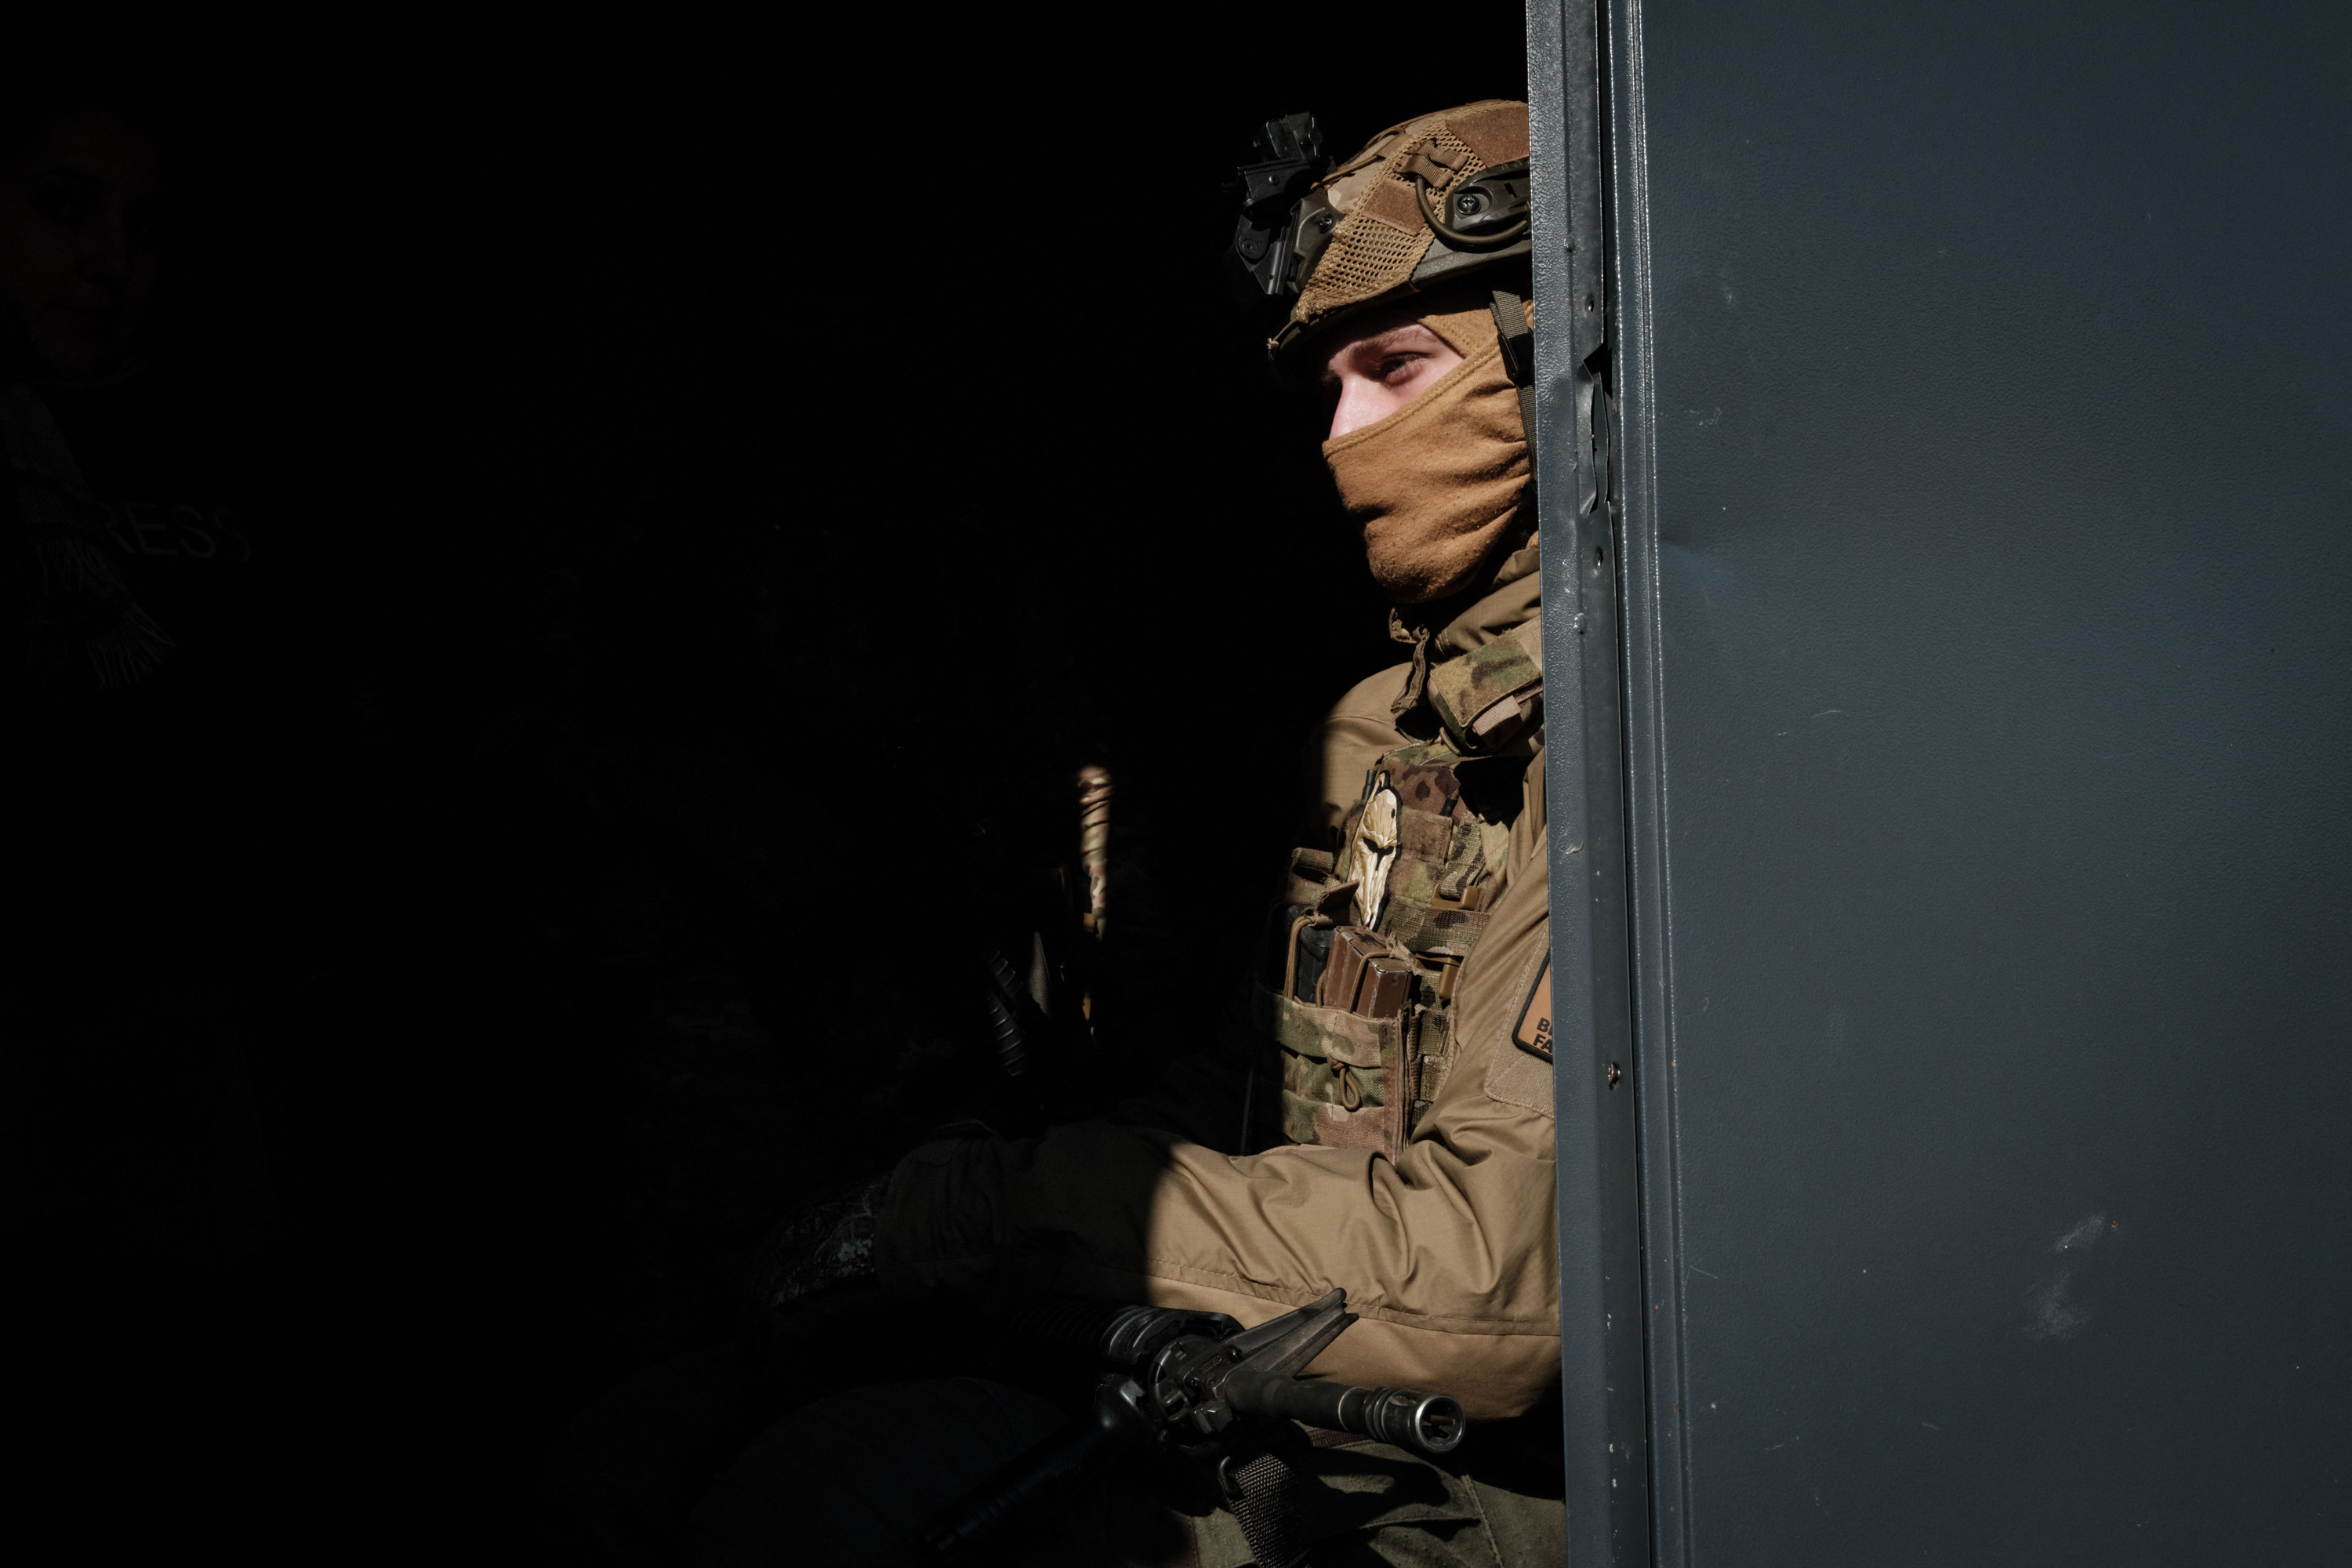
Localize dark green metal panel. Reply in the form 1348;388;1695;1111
1601;1;2352;1561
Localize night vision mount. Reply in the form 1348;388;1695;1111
1225;112;1332;310
1225;109;1536;324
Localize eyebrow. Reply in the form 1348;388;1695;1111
1322;324;1440;389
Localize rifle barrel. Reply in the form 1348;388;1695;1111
1220;1368;1465;1456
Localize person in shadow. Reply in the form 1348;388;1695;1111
4;67;302;1550
552;100;1569;1568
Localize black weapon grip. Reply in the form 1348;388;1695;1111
1219;1368;1466;1456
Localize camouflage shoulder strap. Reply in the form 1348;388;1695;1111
1423;618;1542;755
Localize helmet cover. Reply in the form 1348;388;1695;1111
1256;100;1531;375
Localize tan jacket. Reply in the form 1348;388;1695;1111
876;547;1558;1421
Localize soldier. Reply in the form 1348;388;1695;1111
4;71;302;1549
694;100;1560;1566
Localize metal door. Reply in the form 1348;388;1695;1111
1535;2;2352;1562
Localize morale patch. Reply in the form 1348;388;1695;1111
1512;955;1552;1062
1345;776;1403;929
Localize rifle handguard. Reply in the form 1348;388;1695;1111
1220;1367;1465;1455
928;1287;1468;1555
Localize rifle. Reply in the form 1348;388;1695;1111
975;765;1115;1125
924;1287;1464;1566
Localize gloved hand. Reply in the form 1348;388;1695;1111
751;1172;892;1316
752;1121;998;1323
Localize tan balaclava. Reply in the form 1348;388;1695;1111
1323;295;1530;605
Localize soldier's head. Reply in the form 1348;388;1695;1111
1229;102;1535;607
1319;298;1466;441
0;96;164;383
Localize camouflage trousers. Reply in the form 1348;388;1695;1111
685;1378;1566;1568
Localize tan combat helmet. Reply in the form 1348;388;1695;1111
1227;101;1532;376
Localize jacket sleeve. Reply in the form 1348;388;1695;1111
876;754;1559;1421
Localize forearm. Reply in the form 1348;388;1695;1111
876;1115;1559;1418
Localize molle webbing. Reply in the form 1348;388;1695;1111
1255;989;1408;1153
1261;626;1537;1160
1357;751;1499;956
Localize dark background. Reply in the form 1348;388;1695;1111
8;9;1526;1554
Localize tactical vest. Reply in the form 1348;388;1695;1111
1256;619;1544;1160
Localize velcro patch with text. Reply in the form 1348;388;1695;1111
1512;955;1552;1062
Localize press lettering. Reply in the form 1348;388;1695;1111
174;505;216;559
125;502;174;556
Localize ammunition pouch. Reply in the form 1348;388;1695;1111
1257;986;1412;1154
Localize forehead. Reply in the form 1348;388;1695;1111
12;109;160;195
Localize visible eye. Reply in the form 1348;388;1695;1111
1375;353;1422;383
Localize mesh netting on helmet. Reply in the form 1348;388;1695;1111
1297;216;1431;321
1274;100;1529;372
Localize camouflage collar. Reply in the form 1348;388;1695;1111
1386;529;1541;731
1385;528;1541;661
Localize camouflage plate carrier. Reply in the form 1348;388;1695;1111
1258;619;1544;1158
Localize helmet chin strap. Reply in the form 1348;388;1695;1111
1487;289;1537;438
1488;289;1540;556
